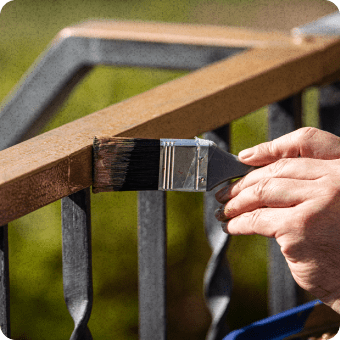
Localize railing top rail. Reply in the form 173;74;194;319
56;19;305;48
1;22;340;225
4;19;301;151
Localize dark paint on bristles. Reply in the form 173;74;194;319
92;137;160;193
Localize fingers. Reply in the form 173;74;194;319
221;207;294;238
215;178;312;222
238;127;340;166
216;158;325;203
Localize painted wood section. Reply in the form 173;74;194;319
55;20;322;48
1;36;340;225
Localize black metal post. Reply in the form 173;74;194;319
204;126;232;340
62;188;93;340
0;225;10;338
319;82;340;137
138;191;167;340
268;93;304;315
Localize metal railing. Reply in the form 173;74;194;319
1;15;340;339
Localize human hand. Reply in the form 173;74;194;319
215;127;340;313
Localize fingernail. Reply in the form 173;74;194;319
224;207;233;218
239;148;254;159
215;185;230;200
214;207;224;219
221;222;228;233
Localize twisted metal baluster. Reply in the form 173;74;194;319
62;188;93;340
204;127;232;340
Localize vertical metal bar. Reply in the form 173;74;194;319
268;93;304;315
0;225;10;338
319;82;340;137
138;191;167;340
62;188;93;340
204;126;232;340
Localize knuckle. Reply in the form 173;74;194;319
248;209;262;232
257;141;277;158
267;141;279;157
297;127;319;149
288;209;314;239
253;178;272;201
296;127;318;143
280;238;302;260
298;127;318;139
268;158;289;176
317;176;340;199
234;176;247;191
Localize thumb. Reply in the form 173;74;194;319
238;127;340;166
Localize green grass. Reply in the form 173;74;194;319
0;0;326;339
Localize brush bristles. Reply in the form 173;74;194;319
93;137;160;193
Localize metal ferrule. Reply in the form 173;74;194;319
158;137;214;192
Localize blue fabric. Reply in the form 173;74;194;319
223;300;321;340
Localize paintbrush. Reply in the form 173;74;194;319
92;136;255;193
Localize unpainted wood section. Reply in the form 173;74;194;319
55;19;321;49
191;0;336;33
1;37;340;225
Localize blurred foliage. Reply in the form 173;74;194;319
0;0;331;339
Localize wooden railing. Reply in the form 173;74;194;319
1;17;340;339
2;22;340;224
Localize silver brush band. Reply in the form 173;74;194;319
158;137;214;192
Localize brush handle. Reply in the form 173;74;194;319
206;145;256;191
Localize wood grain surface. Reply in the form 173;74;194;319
1;22;340;225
